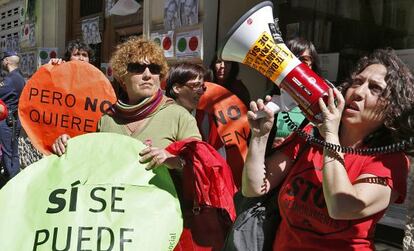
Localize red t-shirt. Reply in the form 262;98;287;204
274;129;409;251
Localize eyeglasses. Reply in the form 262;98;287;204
185;80;206;92
298;55;313;67
127;63;161;75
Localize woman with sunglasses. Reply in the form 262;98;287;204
53;36;201;170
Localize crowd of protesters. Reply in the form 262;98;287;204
1;35;413;250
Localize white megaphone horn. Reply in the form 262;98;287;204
218;1;333;123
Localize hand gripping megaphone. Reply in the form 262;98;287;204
218;1;333;123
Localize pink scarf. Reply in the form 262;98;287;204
108;89;173;122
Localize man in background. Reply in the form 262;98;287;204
0;51;25;182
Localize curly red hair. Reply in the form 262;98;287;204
110;36;169;81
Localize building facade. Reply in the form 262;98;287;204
1;0;413;247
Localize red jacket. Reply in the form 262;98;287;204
166;138;237;220
166;139;237;251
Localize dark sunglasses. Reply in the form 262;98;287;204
127;63;161;75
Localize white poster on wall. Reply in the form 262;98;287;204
19;22;36;48
19;51;36;78
21;23;30;42
28;23;36;47
175;29;201;58
82;17;101;45
179;0;198;27
164;0;181;30
151;31;174;58
319;52;339;82
27;51;37;76
20;53;28;76
38;48;58;65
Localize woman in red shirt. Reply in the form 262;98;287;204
242;48;414;250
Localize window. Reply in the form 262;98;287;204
275;0;414;83
80;0;103;17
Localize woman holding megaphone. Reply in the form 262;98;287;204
242;48;414;250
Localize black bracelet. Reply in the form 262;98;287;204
352;177;388;186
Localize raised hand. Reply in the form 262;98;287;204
48;58;65;65
247;95;275;138
316;88;345;140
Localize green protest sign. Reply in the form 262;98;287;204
0;133;182;251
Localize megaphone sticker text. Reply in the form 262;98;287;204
243;32;295;83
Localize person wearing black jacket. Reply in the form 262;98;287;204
0;51;25;180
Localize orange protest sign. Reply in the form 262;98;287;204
197;82;250;187
18;61;117;155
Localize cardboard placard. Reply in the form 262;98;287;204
18;61;117;154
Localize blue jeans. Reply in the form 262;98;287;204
0;119;21;178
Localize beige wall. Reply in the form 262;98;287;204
0;0;11;5
37;0;66;56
